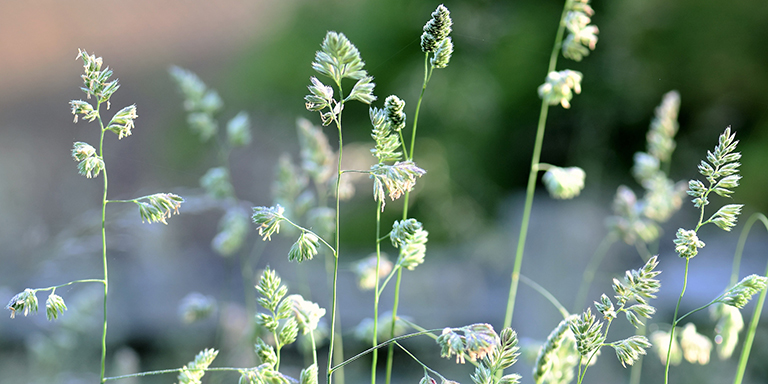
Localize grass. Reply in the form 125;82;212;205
4;2;768;384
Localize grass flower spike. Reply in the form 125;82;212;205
77;49;119;103
561;0;599;62
72;141;104;178
105;104;138;139
312;31;369;85
538;70;582;109
421;4;453;53
6;289;38;319
177;348;219;384
716;274;768;309
45;293;67;321
437;324;500;364
390;219;429;270
370;161;426;210
532;315;579;384
136;193;184;224
542;166;586;199
252;205;285;241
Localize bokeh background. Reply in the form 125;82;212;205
2;0;768;383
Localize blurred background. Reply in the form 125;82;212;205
2;0;768;383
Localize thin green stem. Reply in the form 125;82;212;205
577;320;613;384
664;257;690;384
328;91;345;384
408;53;430;162
372;202;383;384
274;324;283;370
96;100;109;384
330;329;441;374
106;193;163;203
635;241;652;262
573;232;617;313
385;51;432;384
376;265;401;297
519;274;569;319
384;267;402;384
730;213;767;286
31;279;105;293
394;342;448;383
103;366;254;381
733;213;768;384
280;215;336;255
503;0;573;330
674;299;719;325
311;328;319;369
628;324;646;384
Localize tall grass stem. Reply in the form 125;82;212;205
503;0;573;330
732;213;768;384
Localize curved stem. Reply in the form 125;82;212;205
103;366;259;381
733;213;768;384
311;328;319;369
503;0;573;330
573;232;617;313
664;257;690;384
730;213;767;286
330;329;442;374
520;275;569;319
32;279;105;293
281;215;336;255
394;342;448;383
634;241;652;262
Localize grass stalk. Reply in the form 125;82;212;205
372;201;383;384
503;0;573;330
384;51;432;384
328;82;345;384
732;213;768;384
573;232;618;313
97;100;109;383
664;257;690;384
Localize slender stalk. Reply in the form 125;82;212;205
408;53;430;160
328;91;345;384
628;324;646;384
733;213;768;384
372;202;383;384
96;100;110;384
394;342;448;383
519;274;569;319
384;51;432;384
573;232;617;313
330;329;441;374
503;0;573;330
311;327;319;369
280;215;337;254
664;257;690;384
577;321;614;384
31;279;105;293
730;213;768;286
274;324;283;370
103;366;262;381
